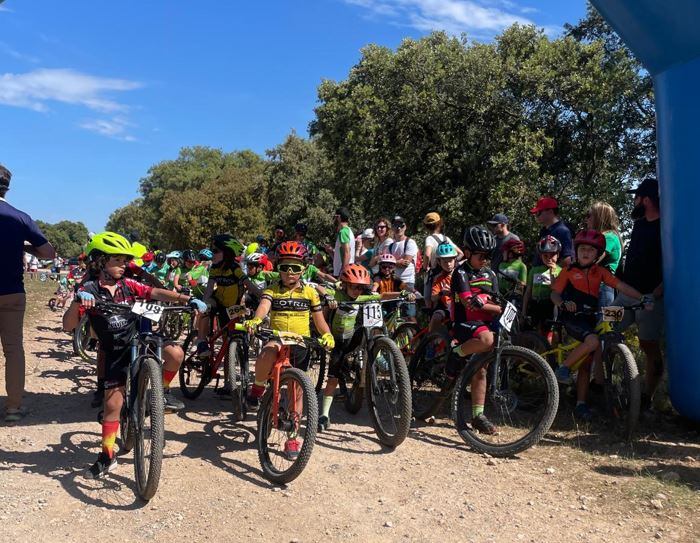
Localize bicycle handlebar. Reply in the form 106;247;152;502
232;323;323;347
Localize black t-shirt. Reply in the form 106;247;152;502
620;218;662;294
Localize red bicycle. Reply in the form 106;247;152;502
179;305;249;420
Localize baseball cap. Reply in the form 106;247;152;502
626;177;659;198
392;215;406;227
530;197;559;214
486;213;509;225
361;228;375;239
423;212;441;225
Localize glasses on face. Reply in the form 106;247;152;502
376;224;387;230
278;263;305;274
392;224;405;230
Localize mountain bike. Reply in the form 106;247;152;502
514;304;645;440
94;301;193;500
384;298;421;362
234;324;320;484
410;293;559;456
73;310;99;362
333;299;413;448
179;304;249;421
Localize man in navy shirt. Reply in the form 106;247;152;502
531;196;574;267
0;164;55;422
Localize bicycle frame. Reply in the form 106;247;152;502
269;346;295;430
540;319;619;371
204;315;248;382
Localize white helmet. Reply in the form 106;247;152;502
245;252;264;264
379;253;396;265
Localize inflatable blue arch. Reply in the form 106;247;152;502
591;0;700;420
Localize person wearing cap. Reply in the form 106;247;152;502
268;225;287;265
332;207;355;276
531;196;574;267
422;212;463;308
486;213;520;271
613;177;664;412
294;222;319;259
389;215;419;292
0;164;56;422
356;228;376;271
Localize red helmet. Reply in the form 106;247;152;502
502;238;526;256
277;241;307;261
574;229;605;253
142;251;154;263
339;264;371;285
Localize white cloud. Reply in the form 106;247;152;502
0;5;13;13
0;68;141;113
79;117;137;142
344;0;537;37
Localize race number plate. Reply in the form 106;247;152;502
131;300;164;323
277;331;306;346
362;303;384;328
499;301;518;332
601;306;624;322
226;305;246;320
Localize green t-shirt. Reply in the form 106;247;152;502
165;266;181;290
330;290;380;339
338;226;352;245
602;231;622;273
182;264;209;296
498;259;527;294
153;263;170;283
249;270;280;290
527;264;562;301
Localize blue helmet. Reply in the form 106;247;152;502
198;248;213;261
436;242;458;258
166;251;182;260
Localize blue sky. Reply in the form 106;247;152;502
0;0;587;232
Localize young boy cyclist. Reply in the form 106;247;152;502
447;226;501;435
243;241;335;459
62;232;207;479
498;238;527;296
523;235;562;339
428;242;458;333
550;229;651;420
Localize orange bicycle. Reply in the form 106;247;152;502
234;324;320;484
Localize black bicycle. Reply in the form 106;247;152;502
94;301;193;500
410;293;559;457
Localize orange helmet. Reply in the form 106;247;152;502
277;241;306;261
340;264;371;285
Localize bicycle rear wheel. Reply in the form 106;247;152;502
409;331;452;420
134;357;165;501
257;368;318;484
227;337;249;422
178;331;211;399
344;349;365;415
453;345;558;457
367;336;412;448
306;345;327;394
73;314;98;362
512;331;554;368
120;403;135;453
603;342;640;441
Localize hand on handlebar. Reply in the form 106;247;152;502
400;290;416;302
188;298;208;314
560;301;577;313
319;332;335;351
324;295;338;310
243;317;263;334
641;295;654;311
76;291;95;308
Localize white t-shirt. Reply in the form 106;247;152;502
333;225;356;276
371;237;393;274
390;237;418;284
424;233;458;269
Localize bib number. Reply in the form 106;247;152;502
277;331;306;346
499;301;518;332
132;300;164;323
362;303;384;328
226;305;246;320
601;306;624;322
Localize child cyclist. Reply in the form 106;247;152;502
243;241;335;459
498;238;527;296
550;229;651;420
447;226;502;435
428;242;458;333
522;236;562;338
62;232;207;479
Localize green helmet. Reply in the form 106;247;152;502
86;231;139;259
436;241;458;258
212;234;244;257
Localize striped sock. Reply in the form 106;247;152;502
101;420;120;459
162;369;177;388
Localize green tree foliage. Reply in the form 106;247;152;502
105;198;154;246
36;220;89;257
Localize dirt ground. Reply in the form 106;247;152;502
1;281;699;543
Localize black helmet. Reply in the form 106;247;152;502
294;223;308;234
212;234;244;257
155;252;166;265
182;249;197;262
463;225;496;254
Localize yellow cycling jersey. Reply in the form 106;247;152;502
261;283;322;337
209;262;246;307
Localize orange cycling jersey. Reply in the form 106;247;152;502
551;263;620;308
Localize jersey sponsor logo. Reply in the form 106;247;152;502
271;298;311;312
106;314;130;331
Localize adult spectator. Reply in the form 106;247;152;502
0;164;55;422
389;215;418;289
422;212;463;307
294;223;318;258
53;255;63;277
268;225;286;264
332;207;355;276
531;197;574;267
486;213;520;271
585;202;622;307
368;216;393;274
355;228;375;270
613;178;664;412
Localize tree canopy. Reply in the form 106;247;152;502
36;220;89;257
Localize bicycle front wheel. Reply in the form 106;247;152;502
603;342;640;441
134;357;165;501
453;345;558;457
367;336;412;448
409;331;452;420
257;368;318;484
227;338;248;422
306;345;327;395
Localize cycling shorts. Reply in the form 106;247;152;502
453;321;491;343
561;313;597;342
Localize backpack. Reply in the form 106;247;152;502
390;237;422;271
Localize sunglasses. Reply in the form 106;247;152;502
278;263;305;274
376;224;387;230
392;223;405;229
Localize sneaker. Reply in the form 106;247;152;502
318;415;331;432
574;403;593;422
91;386;104;409
284;438;301;460
85;452;117;479
163;389;185;411
471;414;497;435
4;406;28;423
555;366;572;385
196;340;211;359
